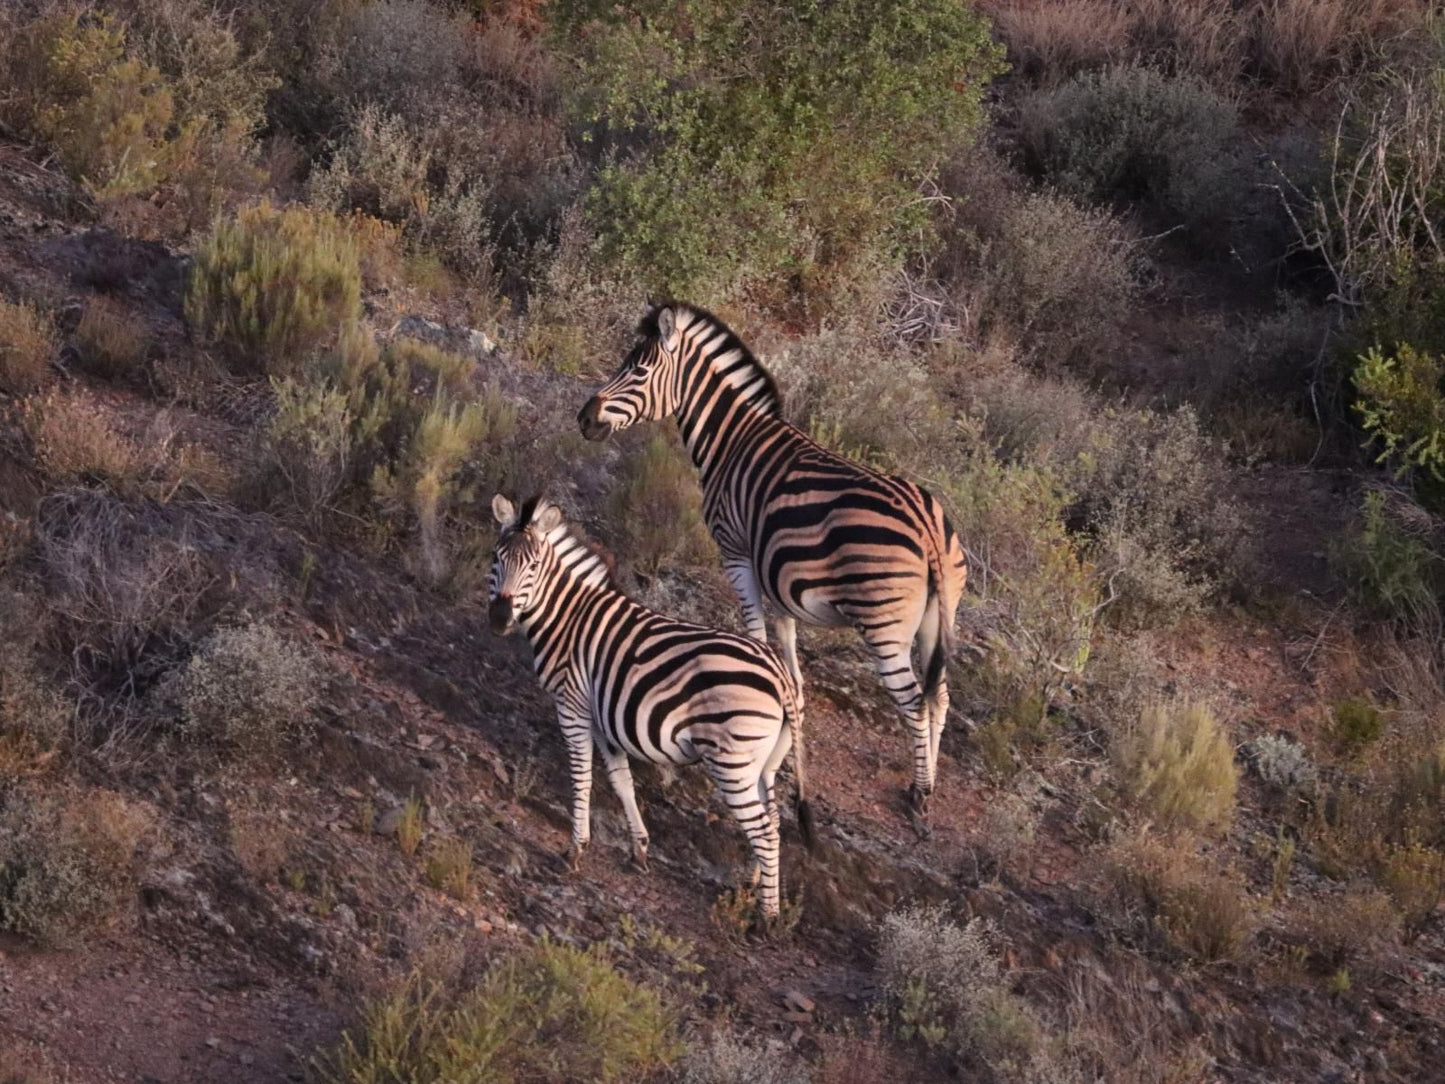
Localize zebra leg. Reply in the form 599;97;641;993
707;756;781;919
723;557;769;642
758;716;794;836
559;710;595;870
860;633;935;836
775;614;804;693
916;593;948;781
599;742;650;871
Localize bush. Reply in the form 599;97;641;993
1293;883;1400;968
1105;832;1256;962
186;201;363;378
1329;696;1387;755
560;0;1005;306
1112;703;1238;833
1378;840;1445;939
319;939;680;1083
0;299;58;394
681;1034;810;1084
605;434;715;575
20;389;143;491
1332;490;1441;626
265;377;356;524
1355;342;1445;481
0;645;71;779
0;786;150;945
308;105;489;276
985;0;1131;82
172;623;322;761
876;907;1046;1078
935;153;1139;376
423;836;473;901
1019;64;1238;240
322;0;469;123
1251;733;1318;793
75;296;149;379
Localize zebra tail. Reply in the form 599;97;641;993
785;678;817;851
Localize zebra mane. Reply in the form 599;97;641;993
514;496;616;588
641;302;783;418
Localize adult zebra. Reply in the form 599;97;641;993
487;493;812;918
577;304;967;832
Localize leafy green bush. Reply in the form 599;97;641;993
1019;63;1238;240
1112;703;1238;834
187;201;363;378
1329;696;1387;756
0;299;57;394
172;623;322;761
559;0;1005;304
319;939;679;1083
0;787;150;945
1355;343;1445;481
1332;490;1441;625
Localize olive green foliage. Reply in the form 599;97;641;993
1332;490;1441;625
606;434;717;575
319;939;679;1083
1355;343;1445;480
1020;64;1237;239
558;0;1005;302
1330;696;1387;756
0;787;149;945
1112;703;1238;834
186;201;363;378
172;623;322;761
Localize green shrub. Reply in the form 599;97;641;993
319;939;680;1083
1329;696;1387;756
559;0;1005;305
172;623;322;761
266;377;356;524
1355;342;1445;481
1332;490;1441;625
0;787;150;945
0;299;57;394
605;434;717;575
876;906;1047;1079
1019;64;1238;240
186;201;363;378
1113;703;1238;834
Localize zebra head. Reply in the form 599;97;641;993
487;494;564;634
577;305;685;441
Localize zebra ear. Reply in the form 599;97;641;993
657;306;679;352
534;501;564;533
491;494;517;527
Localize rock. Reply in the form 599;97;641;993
783;990;816;1014
205;1037;221;1049
374;805;403;837
393;315;497;359
781;1011;812;1024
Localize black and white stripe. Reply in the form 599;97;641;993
578;304;967;829
487;494;811;917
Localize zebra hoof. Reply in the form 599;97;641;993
565;841;587;872
907;786;932;839
631;841;650;873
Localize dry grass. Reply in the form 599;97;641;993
1252;0;1423;93
75;296;149;379
1104;832;1257;962
0;299;57;394
1291;882;1400;968
21;390;142;490
423;835;473;901
1112;703;1238;834
987;0;1131;82
1062;957;1213;1084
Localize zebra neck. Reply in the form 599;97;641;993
673;331;780;475
516;527;619;675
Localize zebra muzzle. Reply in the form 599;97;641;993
577;397;612;441
488;595;515;634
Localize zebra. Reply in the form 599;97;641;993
486;493;813;918
577;303;967;833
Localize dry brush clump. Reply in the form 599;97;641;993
0;299;58;395
0;785;151;945
74;295;149;379
318;939;680;1084
1112;702;1238;834
169;622;322;763
604;433;716;576
876;907;1051;1079
680;1033;810;1084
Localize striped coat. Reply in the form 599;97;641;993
487;494;811;917
578;304;966;828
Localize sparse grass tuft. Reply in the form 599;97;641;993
1113;703;1238;834
0;786;150;945
75;296;149;379
318;939;679;1083
0;299;58;394
172;623;322;762
423;836;473;900
397;796;425;857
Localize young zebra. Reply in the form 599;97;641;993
486;493;812;918
577;304;967;832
